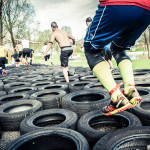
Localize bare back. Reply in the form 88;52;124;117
51;29;71;48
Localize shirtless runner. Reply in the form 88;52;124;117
43;22;75;82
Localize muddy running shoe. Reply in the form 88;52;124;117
102;94;132;116
51;62;54;66
1;71;6;76
123;87;142;108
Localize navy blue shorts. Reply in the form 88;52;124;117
45;54;50;61
84;5;150;50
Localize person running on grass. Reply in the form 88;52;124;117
84;0;150;116
42;42;53;66
101;43;115;73
14;38;40;69
0;45;8;76
43;22;75;82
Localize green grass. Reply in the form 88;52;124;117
33;55;150;69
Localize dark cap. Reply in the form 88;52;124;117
86;17;92;23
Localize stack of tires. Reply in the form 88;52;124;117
0;64;150;150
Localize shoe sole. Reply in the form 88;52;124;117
129;97;142;108
103;103;132;116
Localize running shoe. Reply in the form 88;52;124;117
122;87;142;108
102;94;132;116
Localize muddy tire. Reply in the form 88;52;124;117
20;109;78;134
93;126;150;150
3;128;89;150
0;100;42;131
77;110;142;145
4;82;31;92
62;90;110;117
30;89;66;109
0;93;29;105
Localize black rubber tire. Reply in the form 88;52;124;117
32;81;54;89
8;87;38;95
93;126;150;150
0;100;42;131
20;108;78;134
80;75;99;82
0;91;6;97
84;83;106;92
135;81;150;90
3;76;19;84
0;93;29;105
4;82;31;92
30;89;66;109
18;75;42;82
131;99;150;125
55;78;79;83
69;81;92;93
0;81;4;90
3;128;89;150
62;90;110;117
31;77;53;83
133;72;150;81
77;110;142;145
39;83;69;93
136;87;150;100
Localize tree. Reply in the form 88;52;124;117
61;26;72;34
2;0;35;48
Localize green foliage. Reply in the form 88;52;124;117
61;26;72;34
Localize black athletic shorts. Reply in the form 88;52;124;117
0;57;6;67
45;54;50;61
19;51;23;58
60;46;73;67
23;48;31;58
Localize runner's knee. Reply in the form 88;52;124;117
110;42;131;65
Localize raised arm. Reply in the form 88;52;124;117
29;41;40;44
68;33;75;45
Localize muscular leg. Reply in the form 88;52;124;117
85;49;122;101
111;42;135;93
62;67;69;82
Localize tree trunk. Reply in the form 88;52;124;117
0;0;3;45
144;30;150;59
9;29;15;48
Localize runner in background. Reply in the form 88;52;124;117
0;45;8;76
42;42;53;66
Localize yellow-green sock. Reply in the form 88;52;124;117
118;59;135;94
93;61;122;101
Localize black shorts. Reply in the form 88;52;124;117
23;48;31;58
19;51;23;58
45;54;50;61
60;46;73;67
0;57;6;67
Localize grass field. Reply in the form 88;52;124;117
33;55;150;69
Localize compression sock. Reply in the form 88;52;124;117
118;59;135;94
93;61;122;101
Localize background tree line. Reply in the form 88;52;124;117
0;0;150;58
